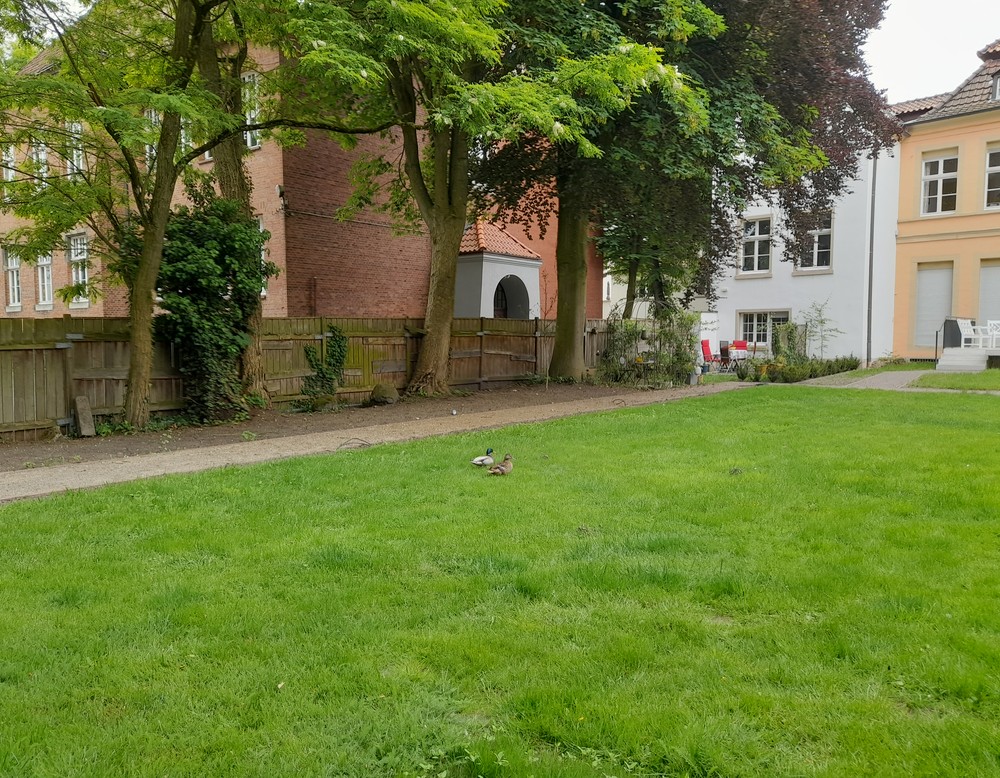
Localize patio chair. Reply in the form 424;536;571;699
988;321;1000;349
957;318;991;348
719;341;732;372
700;339;720;370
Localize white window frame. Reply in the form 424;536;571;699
66;121;85;178
740;217;771;274
4;249;22;311
985;149;1000;209
993;75;1000;102
29;141;48;187
1;145;14;182
243;72;261;150
36;253;53;309
144;108;160;168
67;233;90;307
800;212;833;270
741;310;790;350
921;154;958;215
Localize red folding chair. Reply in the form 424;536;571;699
700;339;719;371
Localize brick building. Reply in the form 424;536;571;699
1;46;604;324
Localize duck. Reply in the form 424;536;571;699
487;453;513;476
471;447;495;467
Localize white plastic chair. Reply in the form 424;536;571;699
956;318;991;348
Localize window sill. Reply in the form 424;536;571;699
736;271;773;280
5;304;22;313
919;210;958;218
68;300;90;310
34;303;54;312
792;267;833;277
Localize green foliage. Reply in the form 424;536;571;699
799;299;845;359
152;185;273;422
297;327;348;411
737;354;861;383
600;308;698;386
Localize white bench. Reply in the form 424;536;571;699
988;321;1000;349
956;318;991;348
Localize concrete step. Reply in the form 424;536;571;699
937;347;988;372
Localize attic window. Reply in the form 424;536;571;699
993;74;1000;101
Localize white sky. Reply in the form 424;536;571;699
863;0;1000;104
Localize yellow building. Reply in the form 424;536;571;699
894;38;1000;358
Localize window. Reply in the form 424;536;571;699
922;155;958;214
4;249;21;310
1;146;14;202
741;218;771;273
1;145;14;182
29;141;48;187
144;109;160;168
993;75;1000;102
36;253;53;307
986;150;1000;208
66;121;85;177
741;311;789;348
67;234;89;304
243;72;261;149
800;213;832;269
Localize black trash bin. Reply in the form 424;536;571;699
942;317;964;348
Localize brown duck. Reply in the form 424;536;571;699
487;453;513;476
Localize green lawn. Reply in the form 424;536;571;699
912;369;1000;391
2;388;999;776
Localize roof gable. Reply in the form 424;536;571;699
459;220;541;260
915;37;1000;122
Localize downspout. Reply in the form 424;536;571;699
865;152;879;367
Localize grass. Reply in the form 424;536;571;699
2;387;1000;776
804;360;935;387
912;369;1000;391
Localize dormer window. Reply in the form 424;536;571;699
993;74;1000;101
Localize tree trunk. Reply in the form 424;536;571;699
402;122;469;396
123;156;180;428
122;0;201;428
407;215;465;394
549;179;590;380
196;20;269;405
623;257;639;319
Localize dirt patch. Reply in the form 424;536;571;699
0;381;743;474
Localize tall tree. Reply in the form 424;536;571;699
0;0;386;427
292;0;667;394
477;0;896;375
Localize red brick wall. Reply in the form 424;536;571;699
282;131;431;317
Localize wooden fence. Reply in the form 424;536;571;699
0;316;608;441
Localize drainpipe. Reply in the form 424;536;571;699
865;152;878;367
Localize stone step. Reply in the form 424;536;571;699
937;347;988;372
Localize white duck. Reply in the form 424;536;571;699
471;447;495;467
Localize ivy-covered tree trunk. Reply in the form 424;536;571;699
196;20;269;405
549;172;590;380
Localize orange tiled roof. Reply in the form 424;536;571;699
891;94;949;121
459;219;541;260
914;37;1000;122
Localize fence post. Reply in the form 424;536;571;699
479;316;485;390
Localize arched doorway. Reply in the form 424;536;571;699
493;275;530;319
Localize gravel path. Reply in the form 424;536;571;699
1;382;750;504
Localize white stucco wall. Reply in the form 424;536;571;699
711;147;900;362
455;253;542;319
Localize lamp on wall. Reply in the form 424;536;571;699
275;184;287;214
